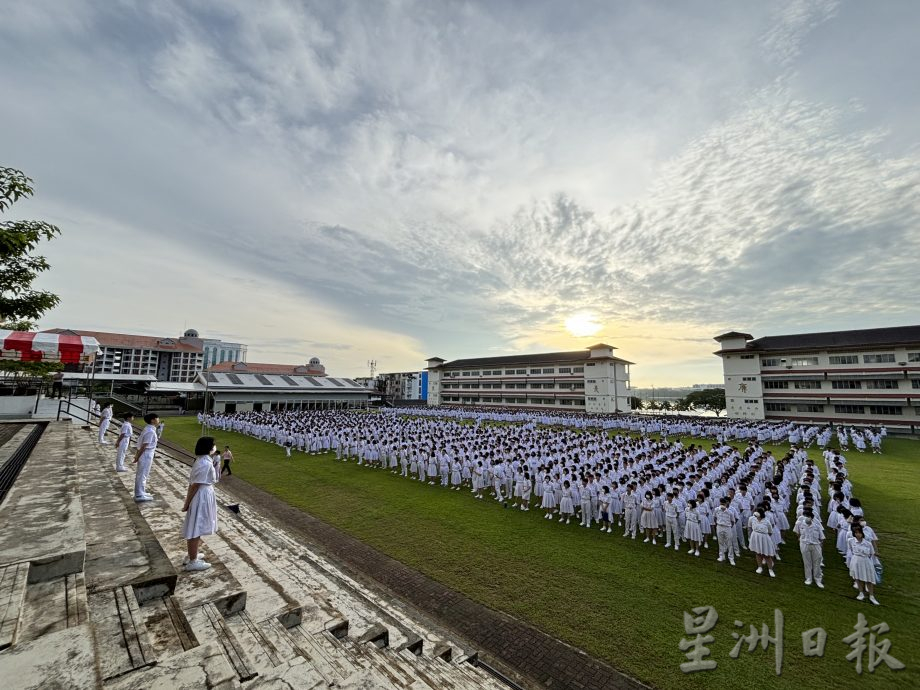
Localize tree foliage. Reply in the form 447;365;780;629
682;388;727;416
1;167;63;378
629;395;644;411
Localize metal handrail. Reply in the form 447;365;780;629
0;422;47;505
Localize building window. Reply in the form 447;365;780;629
742;376;756;381
462;371;471;376
573;367;584;373
797;404;824;412
586;379;596;384
765;403;790;412
912;380;920;389
908;353;920;363
864;354;896;364
794;381;822;389
831;380;861;389
829;355;859;365
558;367;572;373
740;354;755;359
868;405;903;415
586;363;595;367
542;368;554;374
763;381;788;389
791;357;819;366
744;399;759;404
834;405;865;414
865;380;899;390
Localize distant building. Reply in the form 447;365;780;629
197;330;248;369
207;356;326;377
45;328;203;383
691;383;724;390
714;325;920;429
199;356;373;412
376;371;428;402
425;344;632;413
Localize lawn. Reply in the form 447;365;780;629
156;416;919;689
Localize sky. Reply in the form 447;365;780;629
2;0;918;386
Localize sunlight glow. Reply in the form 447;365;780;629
565;312;602;338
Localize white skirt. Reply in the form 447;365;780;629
849;554;875;583
182;486;218;539
749;531;776;557
683;520;702;543
640;510;658;529
560;497;574;514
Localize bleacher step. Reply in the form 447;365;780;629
0;562;29;649
16;571;87;644
89;585;157;680
0;623;99;689
185;602;259;682
104;641;240;690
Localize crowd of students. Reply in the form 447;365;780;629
199;407;885;603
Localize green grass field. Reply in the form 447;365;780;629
157;416;918;689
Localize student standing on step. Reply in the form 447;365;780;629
182;436;219;572
115;413;134;472
133;413;159;502
98;403;113;444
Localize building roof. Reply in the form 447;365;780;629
713;331;754;342
437;349;633;370
198;372;373;394
742;325;920;353
44;329;203;353
207;361;327;376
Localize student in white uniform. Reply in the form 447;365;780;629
133;413;160;502
114;413;134;472
848;525;880;605
714;497;736;566
793;507;825;588
181;436;219;571
98;404;113;444
749;508;777;577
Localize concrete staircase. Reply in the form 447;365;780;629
0;422;517;689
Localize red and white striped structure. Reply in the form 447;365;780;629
0;330;100;363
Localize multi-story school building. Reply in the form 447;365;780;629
425;343;633;413
715;325;920;429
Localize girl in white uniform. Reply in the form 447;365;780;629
558;480;575;524
541;476;557;519
748;508;776;577
848;525;880;605
182;437;219;572
639;491;657;544
683;499;702;556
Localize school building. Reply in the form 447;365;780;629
199;358;375;412
715;325;920;429
425;343;633;413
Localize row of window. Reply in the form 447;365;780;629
442;382;585;390
765;403;904;415
441;396;584;405
447;366;585;378
761;353;920;367
763;380;913;390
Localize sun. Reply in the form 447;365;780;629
565;312;602;338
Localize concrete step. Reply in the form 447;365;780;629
89;585;157;680
16;570;88;644
338;635;441;690
0;423;86;583
139;594;198;660
0;562;29;649
71;431;177;602
104;641;240;690
185;602;259;682
0;623;99;689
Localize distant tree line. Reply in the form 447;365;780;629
629;388;726;416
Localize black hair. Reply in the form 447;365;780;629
124;413;134;420
195;436;216;456
144;412;159;424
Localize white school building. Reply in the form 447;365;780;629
715;325;920;430
425;344;633;413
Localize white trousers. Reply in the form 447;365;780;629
98;418;111;442
134;452;154;497
801;543;823;582
115;441;129;470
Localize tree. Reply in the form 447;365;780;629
1;166;63;377
683;388;727;417
629;396;644;411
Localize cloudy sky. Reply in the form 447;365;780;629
2;0;918;385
